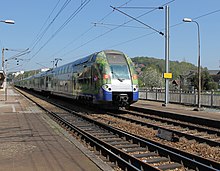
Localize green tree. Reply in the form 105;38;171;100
132;57;197;81
142;67;163;88
207;82;218;90
191;69;214;90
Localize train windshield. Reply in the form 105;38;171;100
106;53;130;80
110;64;130;80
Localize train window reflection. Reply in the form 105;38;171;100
110;64;130;80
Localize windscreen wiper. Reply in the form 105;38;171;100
111;71;124;82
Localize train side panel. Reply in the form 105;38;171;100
14;50;139;109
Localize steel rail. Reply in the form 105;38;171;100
15;88;159;171
108;111;220;147
129;106;220;129
48;110;146;171
45;100;220;171
16;88;220;171
122;109;220;136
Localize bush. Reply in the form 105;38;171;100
207;82;218;90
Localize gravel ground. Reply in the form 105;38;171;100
88;114;220;163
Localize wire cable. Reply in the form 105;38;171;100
30;0;72;52
29;0;62;50
53;0;134;59
27;0;91;63
60;0;176;56
110;6;164;35
106;7;220;50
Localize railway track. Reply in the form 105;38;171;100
106;109;220;147
16;88;220;171
129;106;220;130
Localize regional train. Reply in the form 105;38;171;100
14;50;139;109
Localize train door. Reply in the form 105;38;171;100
68;73;72;94
46;76;51;90
91;65;99;92
72;72;78;96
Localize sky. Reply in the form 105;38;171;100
0;0;220;73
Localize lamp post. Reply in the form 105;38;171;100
2;48;9;70
2;48;9;100
1;19;15;70
1;19;15;100
183;18;201;110
1;19;15;68
0;20;15;24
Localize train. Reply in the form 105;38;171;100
14;50;139;109
0;70;5;89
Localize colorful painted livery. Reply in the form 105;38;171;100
14;50;138;109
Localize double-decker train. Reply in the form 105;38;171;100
14;50;139;109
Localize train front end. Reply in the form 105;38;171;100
96;50;138;108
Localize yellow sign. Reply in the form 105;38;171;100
163;73;172;79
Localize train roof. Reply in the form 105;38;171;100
18;50;126;81
51;50;124;71
103;50;124;55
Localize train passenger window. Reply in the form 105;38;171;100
66;66;68;73
68;65;70;72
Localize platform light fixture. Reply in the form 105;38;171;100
183;17;201;110
1;19;15;101
0;20;15;24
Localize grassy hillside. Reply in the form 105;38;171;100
132;56;197;80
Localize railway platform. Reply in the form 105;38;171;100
0;87;112;171
132;100;220;121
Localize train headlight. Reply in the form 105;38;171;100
132;74;138;80
132;85;138;92
102;84;112;92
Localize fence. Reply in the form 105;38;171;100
139;88;220;108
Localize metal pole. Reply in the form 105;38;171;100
194;21;201;109
164;6;170;106
2;48;4;70
2;48;7;101
182;18;201;110
5;87;7;101
51;60;55;69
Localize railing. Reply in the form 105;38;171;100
139;88;220;108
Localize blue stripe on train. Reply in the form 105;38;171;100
103;89;112;101
133;91;139;101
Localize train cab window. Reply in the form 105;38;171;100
106;53;130;80
110;64;130;80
